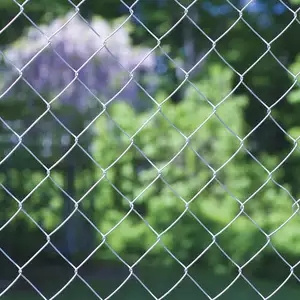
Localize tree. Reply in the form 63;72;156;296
89;63;297;275
0;12;155;258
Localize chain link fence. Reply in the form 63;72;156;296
1;0;300;299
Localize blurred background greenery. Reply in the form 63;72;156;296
1;0;300;299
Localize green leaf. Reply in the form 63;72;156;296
288;89;300;104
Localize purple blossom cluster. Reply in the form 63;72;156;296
3;12;156;112
0;13;156;157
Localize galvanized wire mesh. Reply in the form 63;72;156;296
1;0;300;299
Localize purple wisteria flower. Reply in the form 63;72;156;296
0;12;156;158
3;12;155;112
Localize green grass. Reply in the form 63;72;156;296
1;265;300;300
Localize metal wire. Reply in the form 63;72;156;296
1;0;300;299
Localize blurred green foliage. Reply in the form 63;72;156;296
86;64;300;274
1;0;300;283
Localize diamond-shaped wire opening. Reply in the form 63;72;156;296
239;0;296;39
0;0;49;48
216;149;270;199
0;141;47;180
158;146;214;198
243;179;296;230
17;246;76;299
240;242;295;299
187;179;242;232
242;52;294;105
20;175;67;231
189;117;242;171
0;210;46;268
131;111;188;163
19;112;76;165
